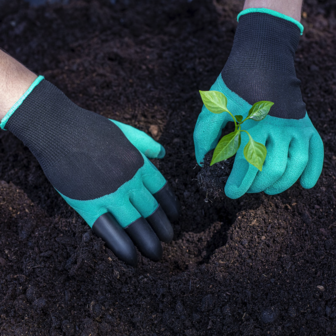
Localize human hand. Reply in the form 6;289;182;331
194;9;323;199
2;77;180;266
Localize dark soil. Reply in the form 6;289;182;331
197;151;234;202
0;0;336;335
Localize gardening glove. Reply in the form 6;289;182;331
193;9;324;199
1;76;180;266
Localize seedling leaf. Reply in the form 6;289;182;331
235;115;243;123
199;90;229;114
211;130;241;166
247;101;274;121
243;133;267;171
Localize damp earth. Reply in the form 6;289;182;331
0;0;336;335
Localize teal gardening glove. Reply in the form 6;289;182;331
194;9;324;199
1;77;180;266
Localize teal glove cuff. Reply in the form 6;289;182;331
237;8;304;35
0;75;44;131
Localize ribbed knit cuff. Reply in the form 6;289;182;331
238;8;304;35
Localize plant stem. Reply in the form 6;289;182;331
226;110;237;131
241;129;251;139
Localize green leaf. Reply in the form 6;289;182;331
199;90;229;114
247;101;274;121
243;133;267;171
211;130;241;166
235;115;243;123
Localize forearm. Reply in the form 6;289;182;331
244;0;303;21
0;50;37;120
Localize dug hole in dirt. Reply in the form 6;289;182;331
0;0;336;335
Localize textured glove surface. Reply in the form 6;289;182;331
6;79;168;226
5;78;181;265
194;11;324;199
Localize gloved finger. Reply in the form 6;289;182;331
225;132;266;199
59;191;140;266
124;217;163;262
106;197;163;262
91;194;164;264
153;183;180;222
193;105;229;166
248;135;290;193
92;213;138;267
265;137;309;195
141;160;180;221
89;208;162;265
146;206;174;243
130;187;174;243
300;132;324;189
110;119;165;159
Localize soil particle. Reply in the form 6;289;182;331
62;320;75;336
33;296;47;310
90;301;103;320
200;294;216;312
26;285;38;303
17;218;36;240
149;124;160;138
260;307;280;324
301;210;312;224
0;256;6;266
288;306;297;318
82;231;91;243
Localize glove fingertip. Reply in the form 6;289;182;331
300;133;324;190
157;146;166;159
92;213;138;267
195;146;206;167
300;176;318;190
264;187;281;196
196;158;204;167
224;158;258;199
224;183;242;200
144;144;165;159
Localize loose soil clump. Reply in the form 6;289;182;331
0;0;336;335
197;152;234;202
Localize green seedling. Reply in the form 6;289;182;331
199;90;274;171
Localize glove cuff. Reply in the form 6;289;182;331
237;8;304;35
0;75;44;130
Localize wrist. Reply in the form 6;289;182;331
238;8;304;35
0;50;37;120
243;0;303;22
229;12;301;71
222;11;306;120
5;79;83;146
0;76;44;130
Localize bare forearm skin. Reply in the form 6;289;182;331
0;50;36;120
244;0;303;22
